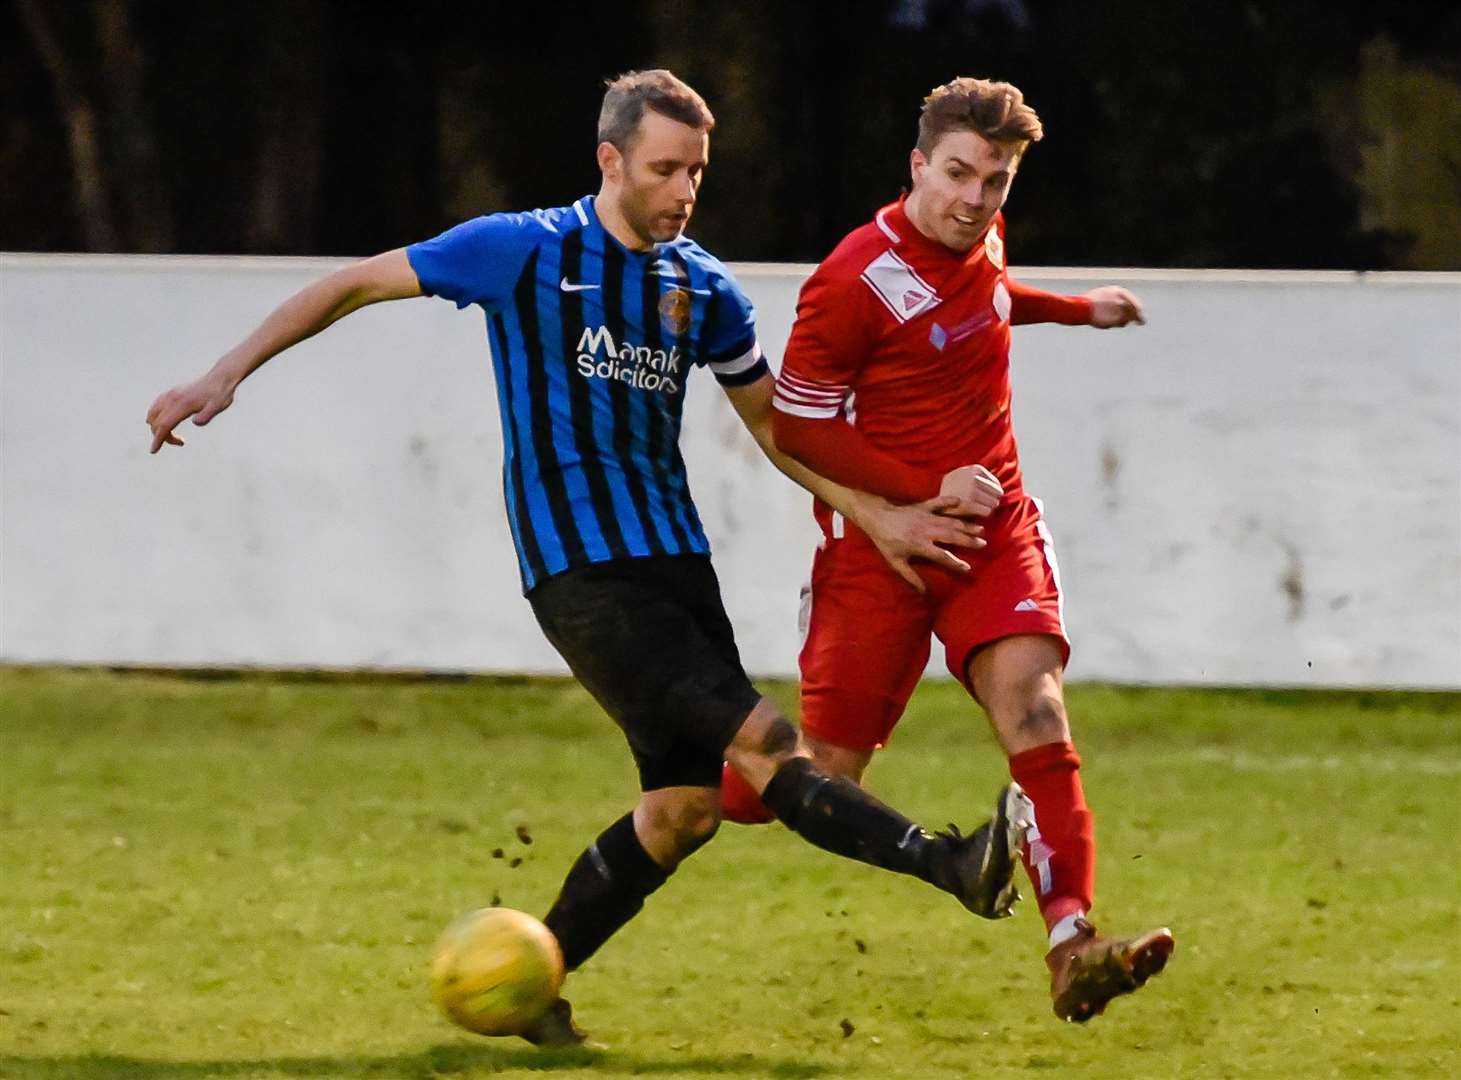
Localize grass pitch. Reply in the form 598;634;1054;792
1;667;1457;1079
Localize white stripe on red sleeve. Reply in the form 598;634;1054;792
774;387;846;411
776;384;842;406
778;370;847;399
772;396;842;419
774;366;847;417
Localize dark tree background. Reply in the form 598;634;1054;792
5;0;1459;268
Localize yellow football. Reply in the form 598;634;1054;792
429;907;564;1036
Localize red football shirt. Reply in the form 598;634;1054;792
771;198;1090;536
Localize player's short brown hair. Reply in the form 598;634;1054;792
598;70;715;153
916;77;1043;157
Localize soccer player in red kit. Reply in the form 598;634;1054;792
722;77;1174;1022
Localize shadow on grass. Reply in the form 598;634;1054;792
0;1042;836;1078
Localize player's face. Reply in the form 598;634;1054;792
601;111;708;248
906;129;1021;252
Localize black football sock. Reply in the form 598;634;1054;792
760;757;951;887
541;812;670;972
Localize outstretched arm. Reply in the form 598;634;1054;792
723;373;992;592
1007;278;1144;328
146;249;423;453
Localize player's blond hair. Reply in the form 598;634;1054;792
598;70;715;154
916;77;1043;156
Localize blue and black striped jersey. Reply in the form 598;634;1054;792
407;195;769;592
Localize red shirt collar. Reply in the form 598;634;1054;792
878;196;991;268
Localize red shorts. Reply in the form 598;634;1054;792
798;495;1069;752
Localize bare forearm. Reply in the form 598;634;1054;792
212;272;379;388
146;249;423;453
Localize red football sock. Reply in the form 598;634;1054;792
720;762;775;824
1008;740;1095;932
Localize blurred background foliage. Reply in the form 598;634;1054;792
5;0;1458;268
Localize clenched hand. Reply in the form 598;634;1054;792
938;463;1003;521
1084;286;1145;328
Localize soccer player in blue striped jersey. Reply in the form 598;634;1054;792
146;69;1022;1044
404;182;759;592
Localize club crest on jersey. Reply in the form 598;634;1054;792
659;288;693;336
984;226;1005;269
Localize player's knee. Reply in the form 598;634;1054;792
645;791;722;853
680;790;724;842
667;808;720;863
808;739;872;784
679;804;721;851
758;717;800;758
1017;690;1068;746
725;701;808;795
728;701;801;763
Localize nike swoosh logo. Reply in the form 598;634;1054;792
559;278;599;292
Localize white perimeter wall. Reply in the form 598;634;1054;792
2;254;1458;688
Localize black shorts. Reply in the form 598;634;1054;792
527;554;762;791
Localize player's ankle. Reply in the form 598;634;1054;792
1041;897;1086;945
1048;911;1086;949
912;828;953;889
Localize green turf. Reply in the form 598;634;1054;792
1;668;1457;1079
